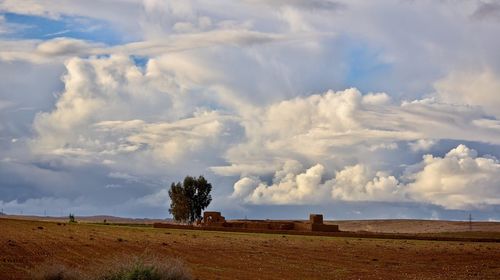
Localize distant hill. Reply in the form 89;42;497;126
0;214;171;224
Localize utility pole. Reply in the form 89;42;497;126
469;213;472;231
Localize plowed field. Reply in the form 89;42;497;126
1;218;500;279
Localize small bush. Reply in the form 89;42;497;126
31;254;192;280
95;254;192;280
31;264;83;280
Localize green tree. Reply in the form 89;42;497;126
168;175;212;224
68;213;76;223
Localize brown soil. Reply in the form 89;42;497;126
1;218;500;280
331;219;500;234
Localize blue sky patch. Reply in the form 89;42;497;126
2;13;122;45
343;39;392;93
131;55;149;69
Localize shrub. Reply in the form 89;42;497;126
95;254;192;280
31;264;83;280
31;254;192;280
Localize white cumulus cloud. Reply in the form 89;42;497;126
232;160;331;205
232;145;500;210
232;160;403;205
405;145;500;210
331;164;402;202
217;88;500;178
30;54;240;180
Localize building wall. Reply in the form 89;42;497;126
293;222;312;231
311;224;339;232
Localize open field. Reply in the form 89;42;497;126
4;214;499;233
1;218;500;279
330;219;500;234
0;214;169;224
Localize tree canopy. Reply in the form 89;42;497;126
168;175;212;224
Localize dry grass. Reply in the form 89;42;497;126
94;253;192;280
31;253;192;280
31;264;84;280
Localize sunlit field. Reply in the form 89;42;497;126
1;218;500;279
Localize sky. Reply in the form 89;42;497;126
1;0;500;221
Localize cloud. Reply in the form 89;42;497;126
0;38;102;63
0;29;305;64
471;1;500;21
108;172;138;182
36;37;101;56
408;139;437;152
29;54;243;186
2;0;500;219
406;145;500;210
134;188;170;208
103;114;229;163
0;190;171;218
232;160;331;205
245;0;344;11
232;161;402;205
111;29;301;56
0;0;141;32
0;15;10;34
105;184;123;189
232;145;500;210
0;197;77;216
331;164;402;202
0;99;14;111
435;69;500;117
13;53;500;215
217;88;500;178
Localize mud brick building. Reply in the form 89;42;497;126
201;212;339;232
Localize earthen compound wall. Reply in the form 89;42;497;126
156;212;339;233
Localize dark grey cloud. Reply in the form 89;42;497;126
472;1;500;21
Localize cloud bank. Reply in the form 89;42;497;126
233;145;500;211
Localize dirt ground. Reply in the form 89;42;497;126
1;218;500;280
331;219;500;234
5;214;499;233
